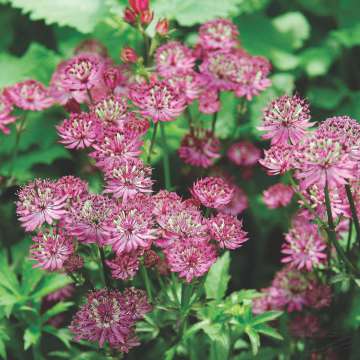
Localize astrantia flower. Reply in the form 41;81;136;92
198;89;220;114
56;176;88;202
295;135;356;189
198;19;239;51
57;112;100;149
289;315;322;338
91;95;127;126
106;253;140;280
64;254;84;273
66;194;115;245
208;213;248;249
130;80;186;122
17;179;67;232
63;54;103;92
104;205;157;255
168;72;202;104
281;222;327;271
152;190;183;219
227;141;261;166
122;287;152;319
104;159;153;203
306;282;332;309
263;183;294;209
191;177;234;209
218;185;248;216
258;94;312;145
0;92;16;134
123;113;150;138
164;238;217;282
74;39;108;58
259;145;295;175
30;229;73;271
46;284;75;302
69;288;150;349
5;80;53;111
178;130;220;168
155;41;196;77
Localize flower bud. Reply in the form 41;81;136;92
140;9;153;26
129;0;149;14
155;18;169;36
123;7;137;25
103;66;120;90
121;47;138;64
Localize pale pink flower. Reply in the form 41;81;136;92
56;176;89;202
178;130;220;168
218;185;248;216
263;183;294;209
5;80;53;111
123;113;150;138
30;229;73;271
191;177;234;209
155;41;196;77
0;92;16;134
91;95;128;127
168;72;202;104
208;213;248;250
259;145;295;175
56;112;101;149
258;94;312;145
227;141;261;166
198;89;220;114
106;253;140;280
17;179;67;232
152;190;183;219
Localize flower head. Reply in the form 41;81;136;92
56;176;89;202
227;141;261;166
198;89;220;114
46;284;75;302
263;183;294;209
218;185;248;216
259;145;295;175
74;39;108;58
123;113;150;138
191;177;234;209
258;94;312;145
106;253;140;280
17;179;67;232
91;95;128;127
0;92;16;134
5;80;53;111
30;229;73;271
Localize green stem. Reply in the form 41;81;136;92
185;107;194;134
142;30;151;66
98;246;110;288
345;184;360;247
160;122;171;190
140;264;153;303
211;111;218;134
146;122;158;163
10;113;28;177
324;183;358;276
347;219;353;254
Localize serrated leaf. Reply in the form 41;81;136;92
23;325;41;350
245;327;260;355
0;252;20;295
8;0;108;33
252;311;283;326
20;259;44;296
205;252;231;301
254;324;283;341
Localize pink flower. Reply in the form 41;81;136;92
155;41;196;77
0;92;16;134
164;237;217;282
56;112;101;149
104;159;153;203
130;79;186;123
168;72;203;104
178;130;220;168
289;315;322;338
208;213;248;250
46;284;75;302
56;176;89;202
120;47;138;64
123;113;150;138
218;185;248;216
198;89;220;114
152;190;183;218
198;19;239;51
295;135;356;189
63;254;84;273
104;205;157;255
5;80;53;111
281;222;327;271
259;145;295;175
74;39;108;58
63;54;103;92
191;177;234;209
91;95;128;127
16;179;67;232
227;141;261;166
66;194;115;245
69;288;150;349
106;253;140;280
258;94;312;145
30;229;73;271
263;183;294;209
306;282;332;309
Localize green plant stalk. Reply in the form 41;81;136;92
140;264;153;303
178;282;194;345
98;246;111;288
211;111;218;134
345;184;360;247
160;122;172;190
324;183;358;276
146;122;158;163
347;219;353;254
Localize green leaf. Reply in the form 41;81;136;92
202;323;230;360
20;259;44;296
331;23;360;47
307;84;348;110
0;252;20;295
8;0;108;33
251;311;283;326
23;325;41;350
245;327;260;355
254;324;283;341
43;326;72;349
42;302;74;323
30;274;72;301
205;252;231;301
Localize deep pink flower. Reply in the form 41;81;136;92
168;72;203;104
198;89;220;114
152;190;183;219
305;282;332;309
129;0;149;14
208;213;248;250
30;229;73;271
178;130;220;168
17;179;67;232
258;94;312;145
155;18;169;36
191;177;234;209
0;92;16;134
164;237;217;282
198;19;239;51
91;95;128;127
227;141;261;166
5;80;53;111
263;183;294;209
295;135;356;189
130;80;186;123
56;176;89;202
106;253;140;280
104;159;153;202
259;145;295;175
123;113;150;138
218;185;248;216
66;194;115;245
69;288;150;349
281;222;327;271
56;112;101;149
46;284;75;302
120;47;138;64
289;315;322;338
63;254;84;273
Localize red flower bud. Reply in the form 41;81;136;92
123;7;137;25
129;0;149;14
140;9;153;26
155;18;169;36
121;47;138;63
103;67;120;90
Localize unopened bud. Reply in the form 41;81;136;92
121;47;138;63
155;18;169;36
